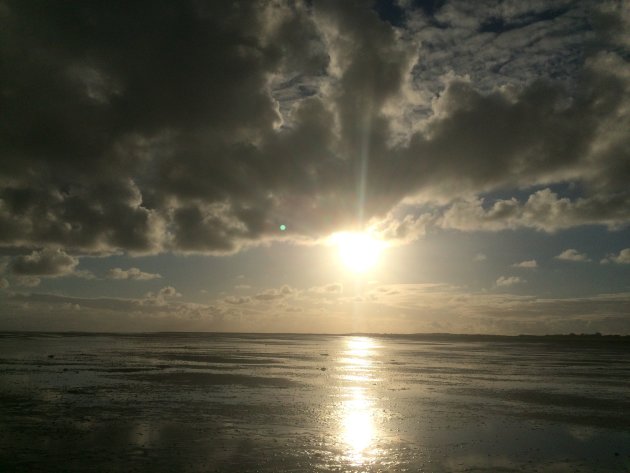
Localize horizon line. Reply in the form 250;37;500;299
1;330;628;339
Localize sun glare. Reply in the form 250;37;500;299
332;232;386;273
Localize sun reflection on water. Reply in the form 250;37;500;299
346;336;374;357
338;336;380;466
342;386;375;463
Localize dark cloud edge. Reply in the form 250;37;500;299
0;1;628;259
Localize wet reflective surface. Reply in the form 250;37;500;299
339;337;380;466
1;332;629;472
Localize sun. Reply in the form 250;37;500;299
331;232;387;273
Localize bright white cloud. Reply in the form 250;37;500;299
555;249;591;262
512;260;538;269
601;248;630;264
496;276;527;287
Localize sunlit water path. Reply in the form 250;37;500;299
1;332;629;472
338;337;381;466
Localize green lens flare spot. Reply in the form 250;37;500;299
280;224;287;231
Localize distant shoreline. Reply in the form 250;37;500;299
1;331;629;342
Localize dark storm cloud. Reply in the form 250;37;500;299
0;0;285;254
0;0;629;256
390;59;629;201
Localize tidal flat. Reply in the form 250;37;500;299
1;332;629;472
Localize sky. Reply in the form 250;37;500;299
1;0;629;334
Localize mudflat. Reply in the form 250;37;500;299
1;332;629;472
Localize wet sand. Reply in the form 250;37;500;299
1;332;629;472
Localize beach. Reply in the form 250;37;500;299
1;332;629;472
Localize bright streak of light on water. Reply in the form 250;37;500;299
339;336;380;466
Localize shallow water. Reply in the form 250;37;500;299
1;332;629;472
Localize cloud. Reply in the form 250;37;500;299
369;212;434;244
0;0;628;258
436;189;630;233
496;276;526;287
355;284;630;334
157;286;181;298
473;253;487;262
512;260;537;269
0;289;228;332
223;296;252;305
310;282;343;294
15;276;41;287
555;249;591;262
6;248;94;284
73;270;96;280
305;282;344;299
3;283;630;334
253;285;295;301
105;267;162;280
10;248;79;276
601;248;630;264
144;286;182;306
